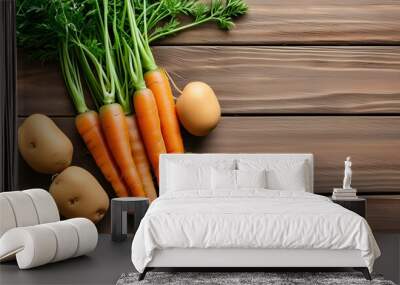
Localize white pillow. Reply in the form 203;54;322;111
167;163;212;192
167;158;236;170
236;169;267;189
212;168;237;190
238;159;308;191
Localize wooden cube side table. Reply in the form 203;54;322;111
111;197;149;242
331;197;366;218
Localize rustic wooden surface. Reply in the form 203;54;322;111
18;47;400;116
18;117;400;194
16;0;400;232
159;0;400;45
17;56;92;117
365;195;400;232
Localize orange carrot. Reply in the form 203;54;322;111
133;88;166;180
122;0;166;181
126;115;158;202
144;68;184;154
75;111;129;197
99;103;145;197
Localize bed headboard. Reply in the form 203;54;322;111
159;153;314;196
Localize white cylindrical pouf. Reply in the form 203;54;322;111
1;192;39;227
0;218;97;269
23;189;60;224
0;196;17;237
0;226;57;269
66;218;98;257
42;221;79;262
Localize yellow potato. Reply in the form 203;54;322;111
176;82;221;136
49;166;109;223
18;114;73;174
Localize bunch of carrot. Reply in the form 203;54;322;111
17;0;247;200
63;0;190;200
61;0;165;201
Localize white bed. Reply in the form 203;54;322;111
131;154;380;280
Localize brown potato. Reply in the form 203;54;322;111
49;166;109;223
176;82;221;136
18;114;73;174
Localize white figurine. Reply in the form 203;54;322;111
342;156;352;189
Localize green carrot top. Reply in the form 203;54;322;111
122;0;151;91
136;0;248;72
60;39;88;114
16;0;248;114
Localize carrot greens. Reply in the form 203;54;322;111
127;0;247;72
16;0;248;197
60;39;88;114
144;0;248;43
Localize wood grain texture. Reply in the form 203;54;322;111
185;116;400;193
17;47;400;116
157;0;400;45
365;196;400;232
17;56;96;117
17;117;400;232
157;46;400;114
17;116;400;194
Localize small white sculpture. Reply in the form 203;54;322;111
342;156;352;189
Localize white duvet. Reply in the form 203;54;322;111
131;190;380;273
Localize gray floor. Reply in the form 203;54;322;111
373;233;400;284
0;234;135;285
1;233;399;285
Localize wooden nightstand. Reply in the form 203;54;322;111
331;197;366;218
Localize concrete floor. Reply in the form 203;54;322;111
1;233;399;285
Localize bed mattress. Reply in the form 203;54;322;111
131;190;380;273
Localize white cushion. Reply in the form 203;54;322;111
0;196;17;237
0;225;57;268
212;169;237;190
0;218;97;269
160;154;313;195
42;221;79;262
66;218;98;257
166;157;236;170
0;190;97;269
163;156;236;194
236;169;267;189
167;163;212;191
238;159;308;191
211;169;267;191
0;189;60;238
23;189;60;224
1;191;39;227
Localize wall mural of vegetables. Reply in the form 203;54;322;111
18;114;110;223
61;41;132;198
123;0;167;180
18;114;73;174
16;0;247;200
50;166;110;224
177;82;221;136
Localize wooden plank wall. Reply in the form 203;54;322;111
17;0;400;232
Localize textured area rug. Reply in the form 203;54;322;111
116;272;396;285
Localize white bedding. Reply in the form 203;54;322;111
131;190;380;273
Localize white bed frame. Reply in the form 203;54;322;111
140;154;370;280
